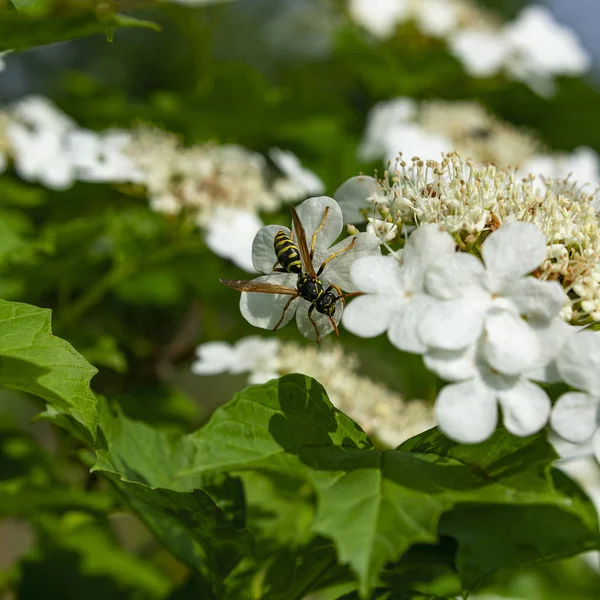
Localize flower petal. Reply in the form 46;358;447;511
342;294;402;338
525;317;573;383
551;392;600;443
497;379;551;436
387;295;435;354
349;255;405;294
191;342;235;375
481;221;547;280
592;428;600;465
435;379;498;443
483;309;540;375
231;336;281;374
557;330;600;394
295;299;343;341
419;296;487;351
294;196;343;254
333;175;382;224
240;274;298;330
504;277;566;319
252;224;291;274
424;345;478;382
206;208;263;273
318;232;382;292
425;252;485;299
402;224;456;291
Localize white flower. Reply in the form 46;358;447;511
333;174;384;224
413;0;458;38
523;147;600;192
504;5;591;78
342;224;455;353
6;122;74;190
366;218;398;244
450;29;510;77
419;222;567;375
357;98;416;161
11;95;75;135
426;341;552;443
269;148;325;200
348;0;410;39
551;330;600;462
238;196;380;341
205;207;263;273
384;123;451;166
192;336;280;383
66;129;144;183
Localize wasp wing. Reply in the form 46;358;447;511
289;205;317;278
220;279;298;295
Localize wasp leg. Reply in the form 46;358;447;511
325;284;346;306
307;303;321;344
316;237;357;277
310;206;331;261
271;262;287;273
273;295;299;331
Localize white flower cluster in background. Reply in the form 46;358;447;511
451;5;591;96
349;0;591;96
348;0;490;42
335;152;600;324
358;97;600;190
0;96;324;273
0;96;144;190
192;336;434;448
358;97;539;167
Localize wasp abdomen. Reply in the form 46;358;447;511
274;230;302;274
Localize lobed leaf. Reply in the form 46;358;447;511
0;299;99;438
179;374;600;597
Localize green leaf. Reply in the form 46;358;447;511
91;400;251;585
0;1;160;52
439;469;600;592
180;375;600;597
18;514;172;599
0;299;98;439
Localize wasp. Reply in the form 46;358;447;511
221;205;359;343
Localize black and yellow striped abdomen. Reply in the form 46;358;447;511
274;230;302;274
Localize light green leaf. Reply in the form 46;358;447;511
0;299;98;439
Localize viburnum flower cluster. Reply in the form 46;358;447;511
349;1;590;96
0;96;323;273
192;336;434;448
230;189;600;460
358;97;600;188
335;152;600;324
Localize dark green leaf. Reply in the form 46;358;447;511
180;375;600;597
0;2;160;52
92;400;251;583
440;470;600;591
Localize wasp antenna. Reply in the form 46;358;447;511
329;316;339;337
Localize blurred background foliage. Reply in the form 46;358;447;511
1;0;600;598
